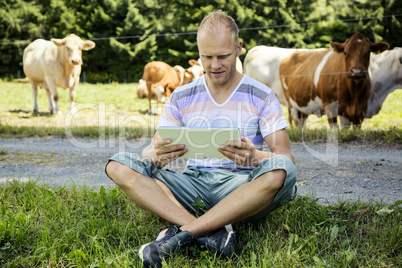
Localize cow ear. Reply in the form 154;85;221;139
188;59;198;66
371;42;389;54
82;40;96;51
51;38;65;46
330;41;344;52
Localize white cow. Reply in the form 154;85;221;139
367;47;402;118
23;34;95;114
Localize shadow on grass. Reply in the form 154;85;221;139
9;109;53;118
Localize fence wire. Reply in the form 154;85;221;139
0;14;401;46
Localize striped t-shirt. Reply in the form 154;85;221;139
157;74;288;170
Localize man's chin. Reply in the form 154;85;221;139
208;76;228;86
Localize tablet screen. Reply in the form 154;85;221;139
157;127;240;159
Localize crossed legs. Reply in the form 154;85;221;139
106;160;286;238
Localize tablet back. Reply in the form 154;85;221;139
157;127;240;159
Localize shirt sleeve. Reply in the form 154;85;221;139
157;92;184;127
259;90;288;137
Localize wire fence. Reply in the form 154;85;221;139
1;14;401;46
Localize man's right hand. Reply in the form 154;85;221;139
143;132;188;168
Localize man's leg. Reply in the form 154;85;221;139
106;160;196;226
180;169;286;237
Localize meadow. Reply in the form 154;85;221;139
0;81;401;143
1;179;401;267
0;81;401;267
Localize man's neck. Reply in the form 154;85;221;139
206;73;244;104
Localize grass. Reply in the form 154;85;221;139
0;179;401;267
0;81;401;144
1;82;401;267
0;81;156;139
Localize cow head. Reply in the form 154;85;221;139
330;32;389;79
52;34;96;66
189;59;206;79
183;69;195;85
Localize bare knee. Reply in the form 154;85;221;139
106;160;138;187
261;169;287;191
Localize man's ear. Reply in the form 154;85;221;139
236;41;243;57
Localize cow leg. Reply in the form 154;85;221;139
290;107;302;126
155;85;165;114
148;99;153;115
44;77;60;114
43;87;54;114
324;102;338;128
53;93;60;114
147;84;153;115
31;83;39;115
287;107;293;125
69;87;77;114
299;112;308;127
339;116;351;128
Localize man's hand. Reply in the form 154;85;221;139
218;137;273;167
143;132;187;168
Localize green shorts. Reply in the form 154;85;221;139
106;154;297;222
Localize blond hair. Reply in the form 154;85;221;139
197;10;239;45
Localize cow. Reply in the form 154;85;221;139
340;47;402;126
367;47;402;118
244;46;402;126
244;45;400;126
280;33;389;127
173;64;197;86
187;59;205;80
140;60;201;114
137;79;147;99
141;61;181;114
23;34;95;115
244;46;326;124
244;46;312;106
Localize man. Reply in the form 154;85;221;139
106;10;297;268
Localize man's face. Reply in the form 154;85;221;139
198;29;241;87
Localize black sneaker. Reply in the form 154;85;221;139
137;225;194;268
196;224;237;259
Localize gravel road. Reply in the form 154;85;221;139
0;137;401;206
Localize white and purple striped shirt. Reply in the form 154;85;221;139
158;75;287;170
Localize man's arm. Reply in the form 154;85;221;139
218;129;295;166
142;132;188;168
264;129;295;164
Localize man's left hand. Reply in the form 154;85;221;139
218;137;272;167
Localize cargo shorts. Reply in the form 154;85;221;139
106;153;297;222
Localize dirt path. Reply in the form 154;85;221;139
0;138;401;206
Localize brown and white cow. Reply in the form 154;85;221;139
142;61;181;114
245;45;400;126
279;33;389;127
244;46;324;106
173;64;197;86
137;79;147;99
187;59;205;80
23;34;95;114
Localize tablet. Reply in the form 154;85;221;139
157;127;241;159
